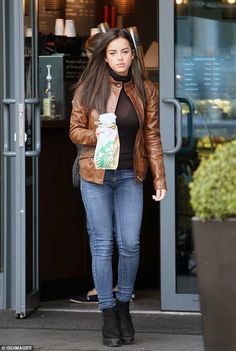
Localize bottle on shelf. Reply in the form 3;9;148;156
43;64;56;119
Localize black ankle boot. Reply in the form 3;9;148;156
102;306;121;347
116;299;135;344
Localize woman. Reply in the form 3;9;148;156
71;31;120;304
70;28;167;347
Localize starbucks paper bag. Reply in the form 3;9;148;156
94;113;120;170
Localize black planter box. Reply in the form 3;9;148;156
192;218;236;351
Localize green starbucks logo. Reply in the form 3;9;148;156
95;141;114;168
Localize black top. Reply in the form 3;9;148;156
115;88;139;169
108;67;139;169
108;66;139;169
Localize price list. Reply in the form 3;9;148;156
182;56;224;97
66;0;96;36
66;0;95;18
64;56;88;81
38;0;96;36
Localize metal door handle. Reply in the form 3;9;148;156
177;97;195;154
3;98;41;157
162;98;182;154
24;98;41;157
3;98;16;157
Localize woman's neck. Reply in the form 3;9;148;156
108;66;132;83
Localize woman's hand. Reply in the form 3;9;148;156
152;189;166;202
95;124;107;138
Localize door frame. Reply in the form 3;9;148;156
159;0;200;311
0;0;6;310
1;0;40;316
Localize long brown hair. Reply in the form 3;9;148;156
75;28;147;114
84;32;105;58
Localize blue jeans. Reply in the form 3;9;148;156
80;170;143;310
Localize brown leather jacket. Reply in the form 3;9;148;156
70;77;167;190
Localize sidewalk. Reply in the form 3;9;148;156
0;309;204;351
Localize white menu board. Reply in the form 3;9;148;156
179;56;224;98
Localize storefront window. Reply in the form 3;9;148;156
175;0;236;293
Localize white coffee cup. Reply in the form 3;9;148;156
55;18;64;36
64;19;76;37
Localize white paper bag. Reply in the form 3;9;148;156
94;113;120;170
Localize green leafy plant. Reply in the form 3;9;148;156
189;140;236;220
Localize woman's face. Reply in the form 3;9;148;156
105;37;134;76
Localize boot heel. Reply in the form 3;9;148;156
102;306;121;347
103;337;121;347
116;299;135;344
121;336;134;345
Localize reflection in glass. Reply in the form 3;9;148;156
175;0;236;293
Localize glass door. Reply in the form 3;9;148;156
2;0;40;317
24;0;40;317
0;0;5;309
159;0;236;311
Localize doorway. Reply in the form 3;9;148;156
7;0;236;315
35;0;236;314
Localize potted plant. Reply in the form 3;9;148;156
189;140;236;351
